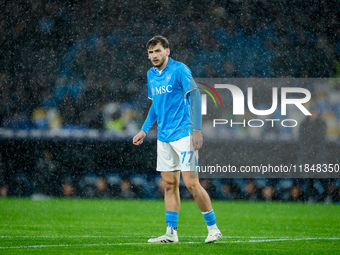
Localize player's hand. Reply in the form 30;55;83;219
192;130;203;151
133;131;147;145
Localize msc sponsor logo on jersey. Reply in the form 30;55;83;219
152;85;173;96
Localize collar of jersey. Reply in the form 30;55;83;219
152;57;174;75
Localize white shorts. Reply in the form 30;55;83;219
157;136;198;172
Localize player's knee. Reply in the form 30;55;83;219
185;181;200;194
163;179;178;192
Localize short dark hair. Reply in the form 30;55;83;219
146;35;169;50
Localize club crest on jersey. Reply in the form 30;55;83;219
166;75;171;82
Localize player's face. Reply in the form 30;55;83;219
148;43;170;70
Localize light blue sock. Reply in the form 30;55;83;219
202;209;216;227
165;211;179;228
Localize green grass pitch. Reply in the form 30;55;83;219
0;198;339;254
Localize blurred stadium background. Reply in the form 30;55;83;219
0;0;340;203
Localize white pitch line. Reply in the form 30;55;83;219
0;237;339;249
0;235;268;239
224;237;340;243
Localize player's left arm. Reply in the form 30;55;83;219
179;64;203;150
190;88;203;151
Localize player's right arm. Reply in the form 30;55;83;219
133;103;157;146
133;130;146;145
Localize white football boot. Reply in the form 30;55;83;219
148;234;179;243
205;229;222;243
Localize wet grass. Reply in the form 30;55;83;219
0;198;339;254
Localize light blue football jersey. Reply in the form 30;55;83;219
142;58;197;142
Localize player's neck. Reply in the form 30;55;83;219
156;57;169;72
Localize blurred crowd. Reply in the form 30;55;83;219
0;0;340;133
0;150;340;203
1;150;340;203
